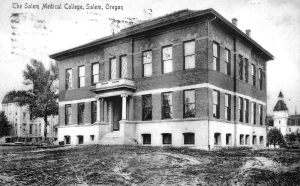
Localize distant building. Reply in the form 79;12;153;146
1;93;58;143
50;9;273;149
267;92;300;135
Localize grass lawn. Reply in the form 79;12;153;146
0;145;300;185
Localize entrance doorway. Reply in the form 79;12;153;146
107;96;122;131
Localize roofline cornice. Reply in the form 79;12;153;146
50;8;274;61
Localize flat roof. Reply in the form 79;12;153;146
50;8;274;61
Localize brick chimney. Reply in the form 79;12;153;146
246;29;251;37
232;18;238;26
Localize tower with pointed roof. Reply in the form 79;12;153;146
273;91;289;136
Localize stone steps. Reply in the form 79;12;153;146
98;132;138;145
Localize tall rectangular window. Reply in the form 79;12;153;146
66;69;72;90
245;58;249;83
92;63;99;85
29;124;33;134
143;51;152;77
239;97;244;122
120;56;127;78
78;66;85;88
184;90;196;118
259;104;263;125
65;105;72;125
91;101;97;124
184;41;195;69
252;102;256;125
259;68;263;90
162;92;172;119
110;58;117;79
162;46;173;74
213;42;220;71
225;49;231;75
244;99;249;123
142;95;152;121
239;55;243;80
78;103;85;124
252;64;256;86
213;90;220;119
225;94;231;121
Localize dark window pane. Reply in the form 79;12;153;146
162;133;172;144
142;95;152;121
78;103;85;124
213;90;220;118
142;134;151;144
184;133;195;144
239;56;243;80
184;90;195;118
92;101;97;123
162;93;172;119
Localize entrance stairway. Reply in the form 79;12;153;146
98;132;138;145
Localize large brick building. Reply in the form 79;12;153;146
50;9;273;149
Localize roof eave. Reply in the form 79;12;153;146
50;8;274;61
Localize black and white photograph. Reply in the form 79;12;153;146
0;0;300;185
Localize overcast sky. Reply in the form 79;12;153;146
0;0;299;115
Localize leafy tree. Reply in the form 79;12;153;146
267;128;285;148
285;132;297;146
0;111;11;137
7;59;58;140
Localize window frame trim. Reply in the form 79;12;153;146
161;45;173;74
91;62;100;85
213;41;220;71
142;94;153;121
109;57;117;80
162;92;173;120
183;89;196;118
183;40;196;70
119;55;127;79
77;102;85;125
142;50;153;77
78;65;85;88
65;68;72;90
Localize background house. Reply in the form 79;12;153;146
267;91;300;136
1;93;58;143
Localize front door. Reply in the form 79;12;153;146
112;97;122;131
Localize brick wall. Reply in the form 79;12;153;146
56;16;269;129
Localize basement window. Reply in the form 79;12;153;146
183;133;195;145
245;135;250;145
259;136;264;145
226;133;232;145
240;134;244;145
64;136;70;145
162;133;172;145
142;134;151;145
253;135;257;145
90;135;95;141
77;135;84;144
214;133;221;145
